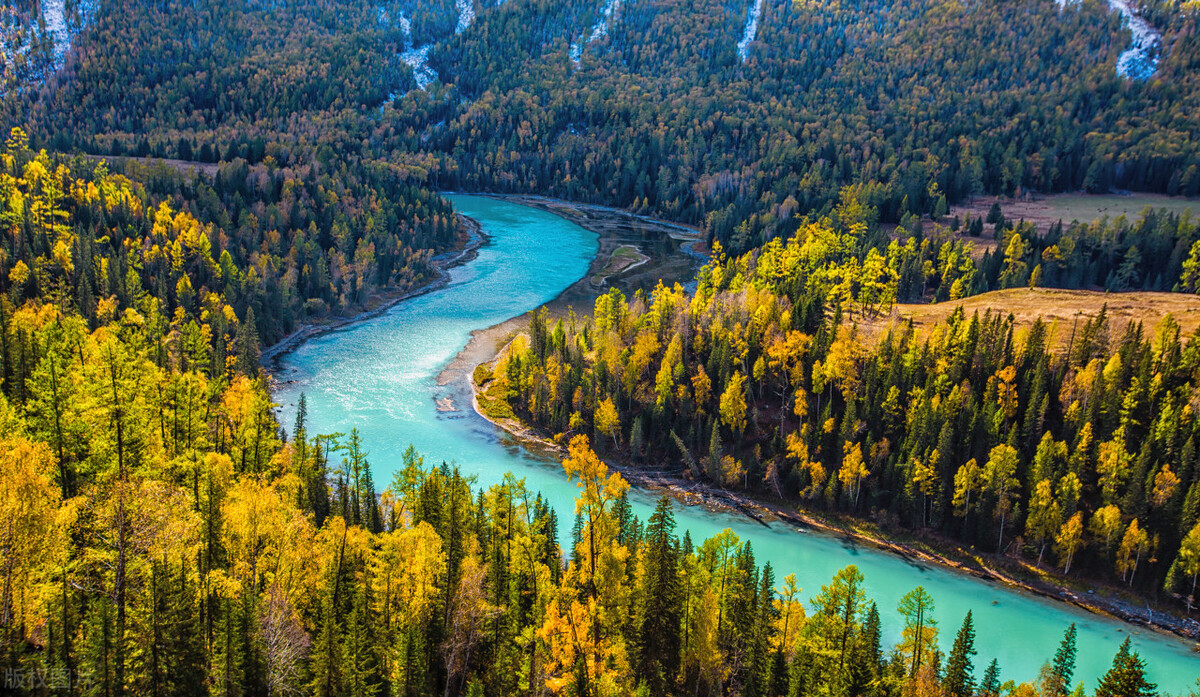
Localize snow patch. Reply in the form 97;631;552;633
401;45;438;90
1059;0;1161;79
589;0;620;42
1107;0;1160;79
455;0;475;34
737;0;764;62
380;10;437;107
572;0;620;67
1;0;97;94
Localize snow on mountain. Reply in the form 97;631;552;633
589;0;620;42
571;0;620;67
737;0;764;62
455;0;475;34
1107;0;1161;79
0;0;97;95
1058;0;1161;79
401;45;438;90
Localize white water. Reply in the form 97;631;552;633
737;0;764;62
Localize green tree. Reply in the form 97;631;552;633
1046;623;1077;697
1095;638;1156;697
636;497;682;694
1170;522;1200;612
984;444;1021;553
897;586;937;679
978;659;1002;697
943;611;976;697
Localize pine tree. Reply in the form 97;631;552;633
851;601;883;694
978;659;1002;697
1095;638;1156;697
235;307;260;376
1047;623;1077;697
636;497;682;695
943;611;976;697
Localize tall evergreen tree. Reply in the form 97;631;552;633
979;658;1002;697
635;497;682;696
1095;638;1157;697
943;611;976;697
1048;623;1078;697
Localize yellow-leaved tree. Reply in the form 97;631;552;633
539;436;632;695
0;438;64;653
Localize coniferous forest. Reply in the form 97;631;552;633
3;0;1200;694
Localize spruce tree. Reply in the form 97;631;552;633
978;659;1002;697
635;497;682;696
943;611;977;697
1048;623;1078;697
1095;638;1157;697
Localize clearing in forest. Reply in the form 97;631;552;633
859;288;1200;346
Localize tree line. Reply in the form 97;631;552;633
6;0;1200;257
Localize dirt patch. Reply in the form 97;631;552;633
80;153;220;178
592;244;650;285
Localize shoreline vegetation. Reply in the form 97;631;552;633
265;194;1199;650
261;213;487;371
454;200;1200;649
471;336;1200;650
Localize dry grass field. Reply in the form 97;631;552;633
949;193;1198;234
859;288;1200;347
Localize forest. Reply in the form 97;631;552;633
0;132;1174;694
5;0;1200;253
488;190;1200;612
0;291;1171;695
0;127;461;369
2;0;1200;692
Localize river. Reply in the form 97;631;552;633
272;195;1200;693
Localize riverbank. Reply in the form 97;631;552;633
472;347;1200;647
261;214;486;371
442;200;1200;649
436;194;705;388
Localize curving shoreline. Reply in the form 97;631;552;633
436;194;705;387
445;198;1200;649
469;339;1200;648
262;213;487;372
264;192;1200;652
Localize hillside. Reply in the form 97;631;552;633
3;0;1200;253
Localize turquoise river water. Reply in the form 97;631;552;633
273;195;1200;693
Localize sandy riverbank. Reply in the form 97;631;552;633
445;197;1200;646
436;194;705;387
